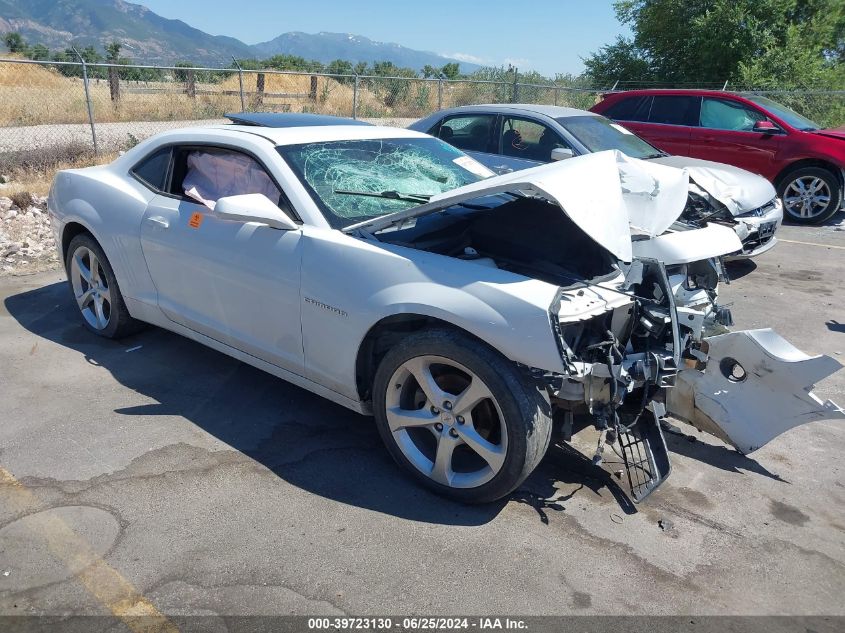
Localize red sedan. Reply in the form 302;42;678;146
591;89;845;224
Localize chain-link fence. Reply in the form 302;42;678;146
1;57;843;173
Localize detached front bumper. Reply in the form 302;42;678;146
667;329;844;453
725;198;784;260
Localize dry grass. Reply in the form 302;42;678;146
0;60;446;127
0;145;116;196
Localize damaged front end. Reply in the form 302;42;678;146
548;258;682;501
360;149;842;502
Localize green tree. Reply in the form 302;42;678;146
28;43;49;61
440;62;460;80
581;36;653;87
325;59;353;76
369;61;418;107
584;0;845;88
3;32;27;54
105;41;122;63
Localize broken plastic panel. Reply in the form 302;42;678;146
617;407;672;502
666;329;845;453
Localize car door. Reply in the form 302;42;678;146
138;145;305;374
636;95;699;156
431;113;500;171
494;115;574;173
686;96;783;176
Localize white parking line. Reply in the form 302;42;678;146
779;239;845;250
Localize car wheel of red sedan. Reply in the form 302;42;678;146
778;167;842;225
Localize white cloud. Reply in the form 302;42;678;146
503;57;531;69
442;52;488;65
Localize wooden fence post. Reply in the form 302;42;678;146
255;73;265;108
185;69;196;99
310;75;318;101
108;66;120;102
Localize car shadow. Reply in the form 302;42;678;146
662;425;788;483
5;281;645;524
724;258;757;280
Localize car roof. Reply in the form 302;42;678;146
433;103;600;119
602;89;748;98
148;123;430;147
224;112;372;128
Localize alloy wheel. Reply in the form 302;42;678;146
783;176;832;220
69;245;112;330
384;355;508;489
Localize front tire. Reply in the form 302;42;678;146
778;167;842;225
65;233;142;339
372;328;552;503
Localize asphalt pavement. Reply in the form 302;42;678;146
0;219;843;623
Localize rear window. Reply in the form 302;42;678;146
130;147;171;191
603;95;652;122
648;96;700;126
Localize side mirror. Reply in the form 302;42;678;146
551;147;574;161
752;120;782;134
214;194;298;230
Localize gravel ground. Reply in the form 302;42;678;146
0;193;58;276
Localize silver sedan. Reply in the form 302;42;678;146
410;104;783;259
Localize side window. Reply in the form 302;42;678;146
648;96;700;126
130;147;172;192
501;117;570;162
604;96;652;122
700;98;766;131
170;147;283;210
435;114;497;153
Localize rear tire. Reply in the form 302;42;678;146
777;166;842;225
372;328;552;503
65;233;143;339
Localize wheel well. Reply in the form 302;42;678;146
61;222;93;264
355;314;485;403
775;159;843;189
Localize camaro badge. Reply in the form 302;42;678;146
304;297;347;317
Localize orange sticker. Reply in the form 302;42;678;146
188;212;204;229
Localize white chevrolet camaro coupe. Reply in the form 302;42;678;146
49;114;843;503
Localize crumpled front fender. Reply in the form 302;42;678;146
666;329;844;453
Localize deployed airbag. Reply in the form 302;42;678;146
183;151;281;209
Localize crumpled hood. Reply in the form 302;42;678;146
345;150;691;262
651;155;775;215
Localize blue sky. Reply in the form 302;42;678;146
139;0;628;76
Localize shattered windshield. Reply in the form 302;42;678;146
278;137;493;228
557;115;663;159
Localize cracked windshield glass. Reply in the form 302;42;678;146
279;137;493;228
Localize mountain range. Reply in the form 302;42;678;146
0;0;479;71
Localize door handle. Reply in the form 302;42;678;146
144;216;169;229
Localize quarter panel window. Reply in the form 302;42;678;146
700;98;766;131
648;96;700;126
435;114;497;153
130;147;172;191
